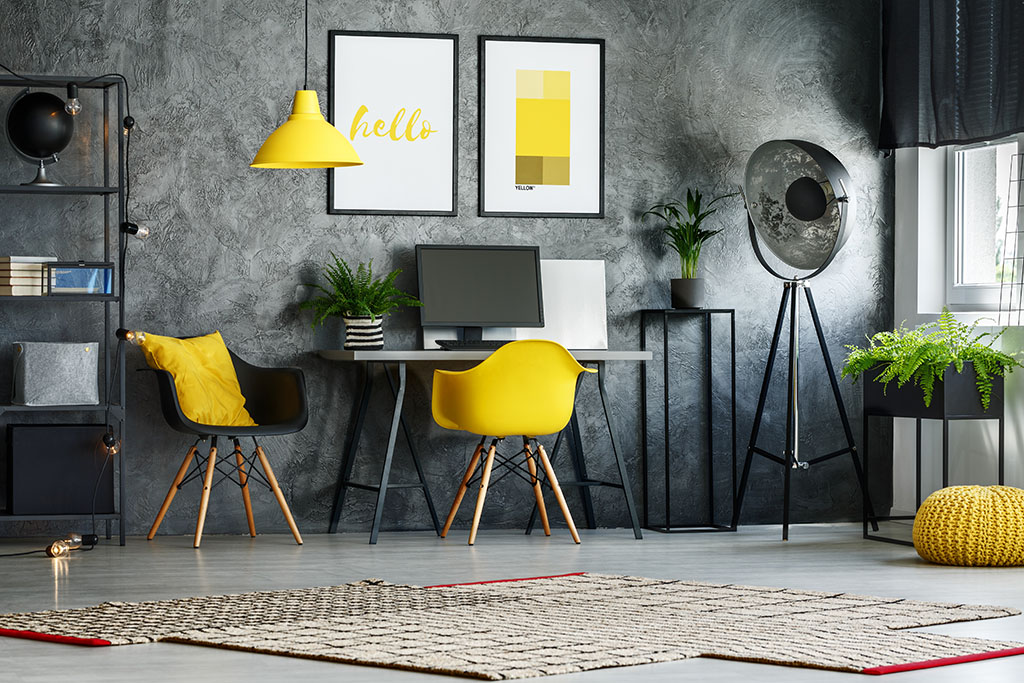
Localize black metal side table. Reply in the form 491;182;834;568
640;309;736;532
862;366;1004;545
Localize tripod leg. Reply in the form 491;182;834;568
733;284;791;528
782;285;799;541
804;286;878;529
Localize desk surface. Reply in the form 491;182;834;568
318;349;652;362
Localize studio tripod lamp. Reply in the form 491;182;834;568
732;139;877;540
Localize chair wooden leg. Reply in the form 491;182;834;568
255;444;303;545
235;441;256;538
194;439;218;548
441;442;484;538
524;440;551;536
468;443;497;546
537;443;580;544
148;445;198;540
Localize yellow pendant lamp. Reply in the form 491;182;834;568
250;0;362;169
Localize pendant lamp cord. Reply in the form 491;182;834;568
303;0;309;91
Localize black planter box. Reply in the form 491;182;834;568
862;361;1003;419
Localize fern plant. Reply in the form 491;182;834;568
842;308;1020;409
642;188;738;278
300;253;421;327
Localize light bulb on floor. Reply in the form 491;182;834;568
46;534;82;558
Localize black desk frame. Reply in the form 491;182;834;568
326;354;644;543
327;361;442;544
640;309;737;533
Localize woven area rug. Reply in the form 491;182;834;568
1;573;1023;678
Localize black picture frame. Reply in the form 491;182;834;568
478;35;605;219
327;30;459;216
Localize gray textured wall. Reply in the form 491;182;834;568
0;0;892;537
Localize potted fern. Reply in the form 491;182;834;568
300;254;421;350
842;309;1020;417
642;188;738;308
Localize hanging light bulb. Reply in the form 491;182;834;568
116;329;146;345
121;221;150;240
102;430;120;455
64;83;82;116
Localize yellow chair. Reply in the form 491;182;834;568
432;340;595;545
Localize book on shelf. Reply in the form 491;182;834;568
0;256;57;263
0;284;45;296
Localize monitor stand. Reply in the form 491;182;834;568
460;326;484;342
435;326;512;351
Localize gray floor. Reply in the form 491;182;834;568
1;524;1023;682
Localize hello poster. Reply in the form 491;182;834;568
328;31;457;215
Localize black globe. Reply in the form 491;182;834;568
6;91;74;160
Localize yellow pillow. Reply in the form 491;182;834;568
139;331;257;427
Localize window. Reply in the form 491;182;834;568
946;136;1019;310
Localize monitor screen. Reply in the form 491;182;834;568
416;245;544;327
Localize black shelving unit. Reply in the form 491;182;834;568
640;308;736;533
0;73;127;545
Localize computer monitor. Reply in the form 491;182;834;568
416;244;544;341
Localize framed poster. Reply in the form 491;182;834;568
478;36;604;218
328;31;458;215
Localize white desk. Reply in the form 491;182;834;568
319;348;652;543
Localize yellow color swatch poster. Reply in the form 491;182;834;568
515;69;570;186
480;37;604;217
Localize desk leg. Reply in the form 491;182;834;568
329;361;374;534
597;361;643;540
384;366;441;535
569;411;597;529
369;362;407;545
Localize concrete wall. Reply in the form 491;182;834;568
0;0;892;537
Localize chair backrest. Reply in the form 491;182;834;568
148;347;308;437
431;339;594;437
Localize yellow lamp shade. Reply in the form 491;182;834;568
251;90;363;169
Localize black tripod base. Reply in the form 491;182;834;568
732;282;877;539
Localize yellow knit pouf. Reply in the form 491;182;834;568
913;485;1024;566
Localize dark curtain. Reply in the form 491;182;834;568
879;0;1024;149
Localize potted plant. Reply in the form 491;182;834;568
300;253;421;350
642;188;737;309
842;309;1020;417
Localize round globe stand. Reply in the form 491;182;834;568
4;90;74;186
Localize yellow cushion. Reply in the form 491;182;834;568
139;331;257;427
913;485;1024;566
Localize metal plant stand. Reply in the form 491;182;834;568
639;308;736;533
862;365;1004;546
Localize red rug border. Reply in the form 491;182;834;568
0;628;110;647
424;572;587;588
861;646;1024;675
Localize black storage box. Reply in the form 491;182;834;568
6;424;114;514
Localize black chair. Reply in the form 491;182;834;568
145;349;307;547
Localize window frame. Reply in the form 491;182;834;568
944;134;1021;311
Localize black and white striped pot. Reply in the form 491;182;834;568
342;315;384;350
